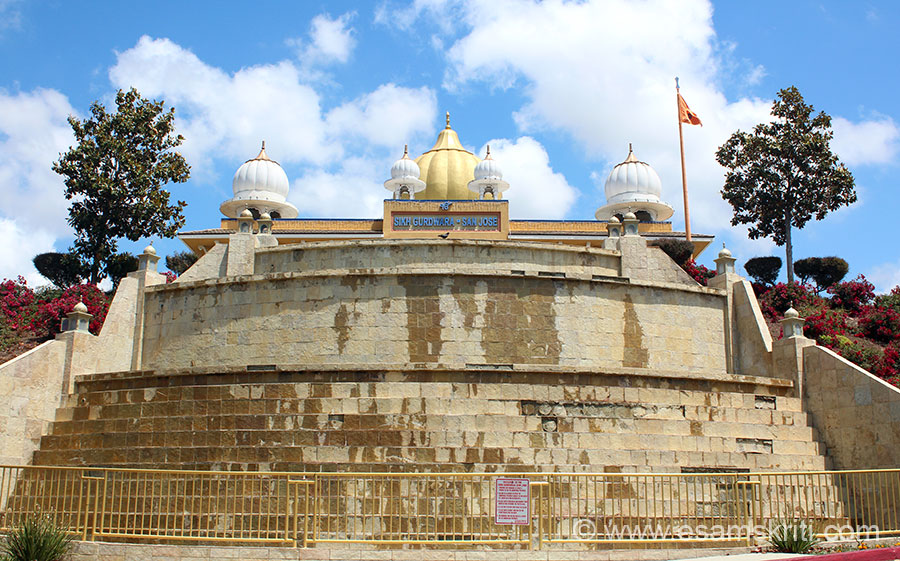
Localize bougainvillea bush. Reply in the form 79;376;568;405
754;275;900;387
0;277;109;363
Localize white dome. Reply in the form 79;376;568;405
594;145;673;222
390;146;422;180
474;146;503;180
232;143;289;201
220;142;299;219
604;147;662;205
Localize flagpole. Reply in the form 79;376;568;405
676;77;692;243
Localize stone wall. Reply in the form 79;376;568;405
254;239;621;279
0;338;68;466
803;345;900;469
141;270;727;373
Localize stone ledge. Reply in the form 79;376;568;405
74;363;792;390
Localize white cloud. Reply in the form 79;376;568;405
0;87;75;236
110;36;336;178
326;84;437;150
479;137;577;219
109;36;437;218
868;260;900;294
424;0;774;233
0;88;76;281
832;116;899;166
0;218;56;285
290;13;356;68
0;0;23;35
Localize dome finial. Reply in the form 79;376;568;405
624;144;639;163
485;145;492;159
445;111;451;129
255;141;271;161
403;144;409;158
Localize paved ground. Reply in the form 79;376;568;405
674;546;900;561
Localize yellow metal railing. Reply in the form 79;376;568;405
1;465;898;548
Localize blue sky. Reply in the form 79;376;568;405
1;0;898;290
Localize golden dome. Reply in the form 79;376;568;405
414;112;481;200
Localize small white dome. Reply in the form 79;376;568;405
595;144;673;222
718;243;733;259
232;143;289;201
623;212;637;221
73;300;88;313
143;244;156;256
604;146;662;205
240;209;253;219
784;306;799;319
474;146;503;180
259;212;272;221
390;146;422;180
221;142;299;219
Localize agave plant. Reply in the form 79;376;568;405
0;516;73;561
767;519;822;554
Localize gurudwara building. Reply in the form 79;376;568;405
2;117;900;555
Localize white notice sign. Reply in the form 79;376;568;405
494;478;530;525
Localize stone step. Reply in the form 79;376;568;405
66;382;805;410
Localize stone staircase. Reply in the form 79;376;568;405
32;365;831;474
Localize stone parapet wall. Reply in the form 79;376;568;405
803;345;900;469
254;239;621;279
141;269;727;372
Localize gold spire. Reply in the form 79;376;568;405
413;114;481;200
403;144;409;159
623;143;640;164
485;145;492;159
251;141;272;162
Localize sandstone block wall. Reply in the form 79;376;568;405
0;339;67;466
803;345;900;469
141;271;727;373
254;239;621;279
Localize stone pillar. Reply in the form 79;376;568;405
708;244;738;374
60;301;92;333
130;244;165;371
255;213;278;249
603;217;621;250
621;212;640;236
773;306;815;396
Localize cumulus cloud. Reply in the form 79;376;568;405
109;35;437;218
0;218;56;285
291;13;357;67
868;260;900;294
832;116;900;167
479;137;577;219
326;84;437;150
0;87;77;283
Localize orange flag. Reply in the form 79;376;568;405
678;93;702;126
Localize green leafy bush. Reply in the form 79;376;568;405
767;519;822;553
0;516;73;561
648;239;694;266
744;256;782;286
165;250;199;276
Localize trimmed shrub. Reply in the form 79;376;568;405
744;256;782;286
32;252;84;289
794;256;848;292
648;239;694;266
104;252;139;290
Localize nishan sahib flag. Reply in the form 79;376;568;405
678;94;702;126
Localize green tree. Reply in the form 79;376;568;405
716;86;855;283
165;250;199;276
52;88;190;284
794;256;848;292
104;252;139;290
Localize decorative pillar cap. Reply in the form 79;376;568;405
714;243;737;275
